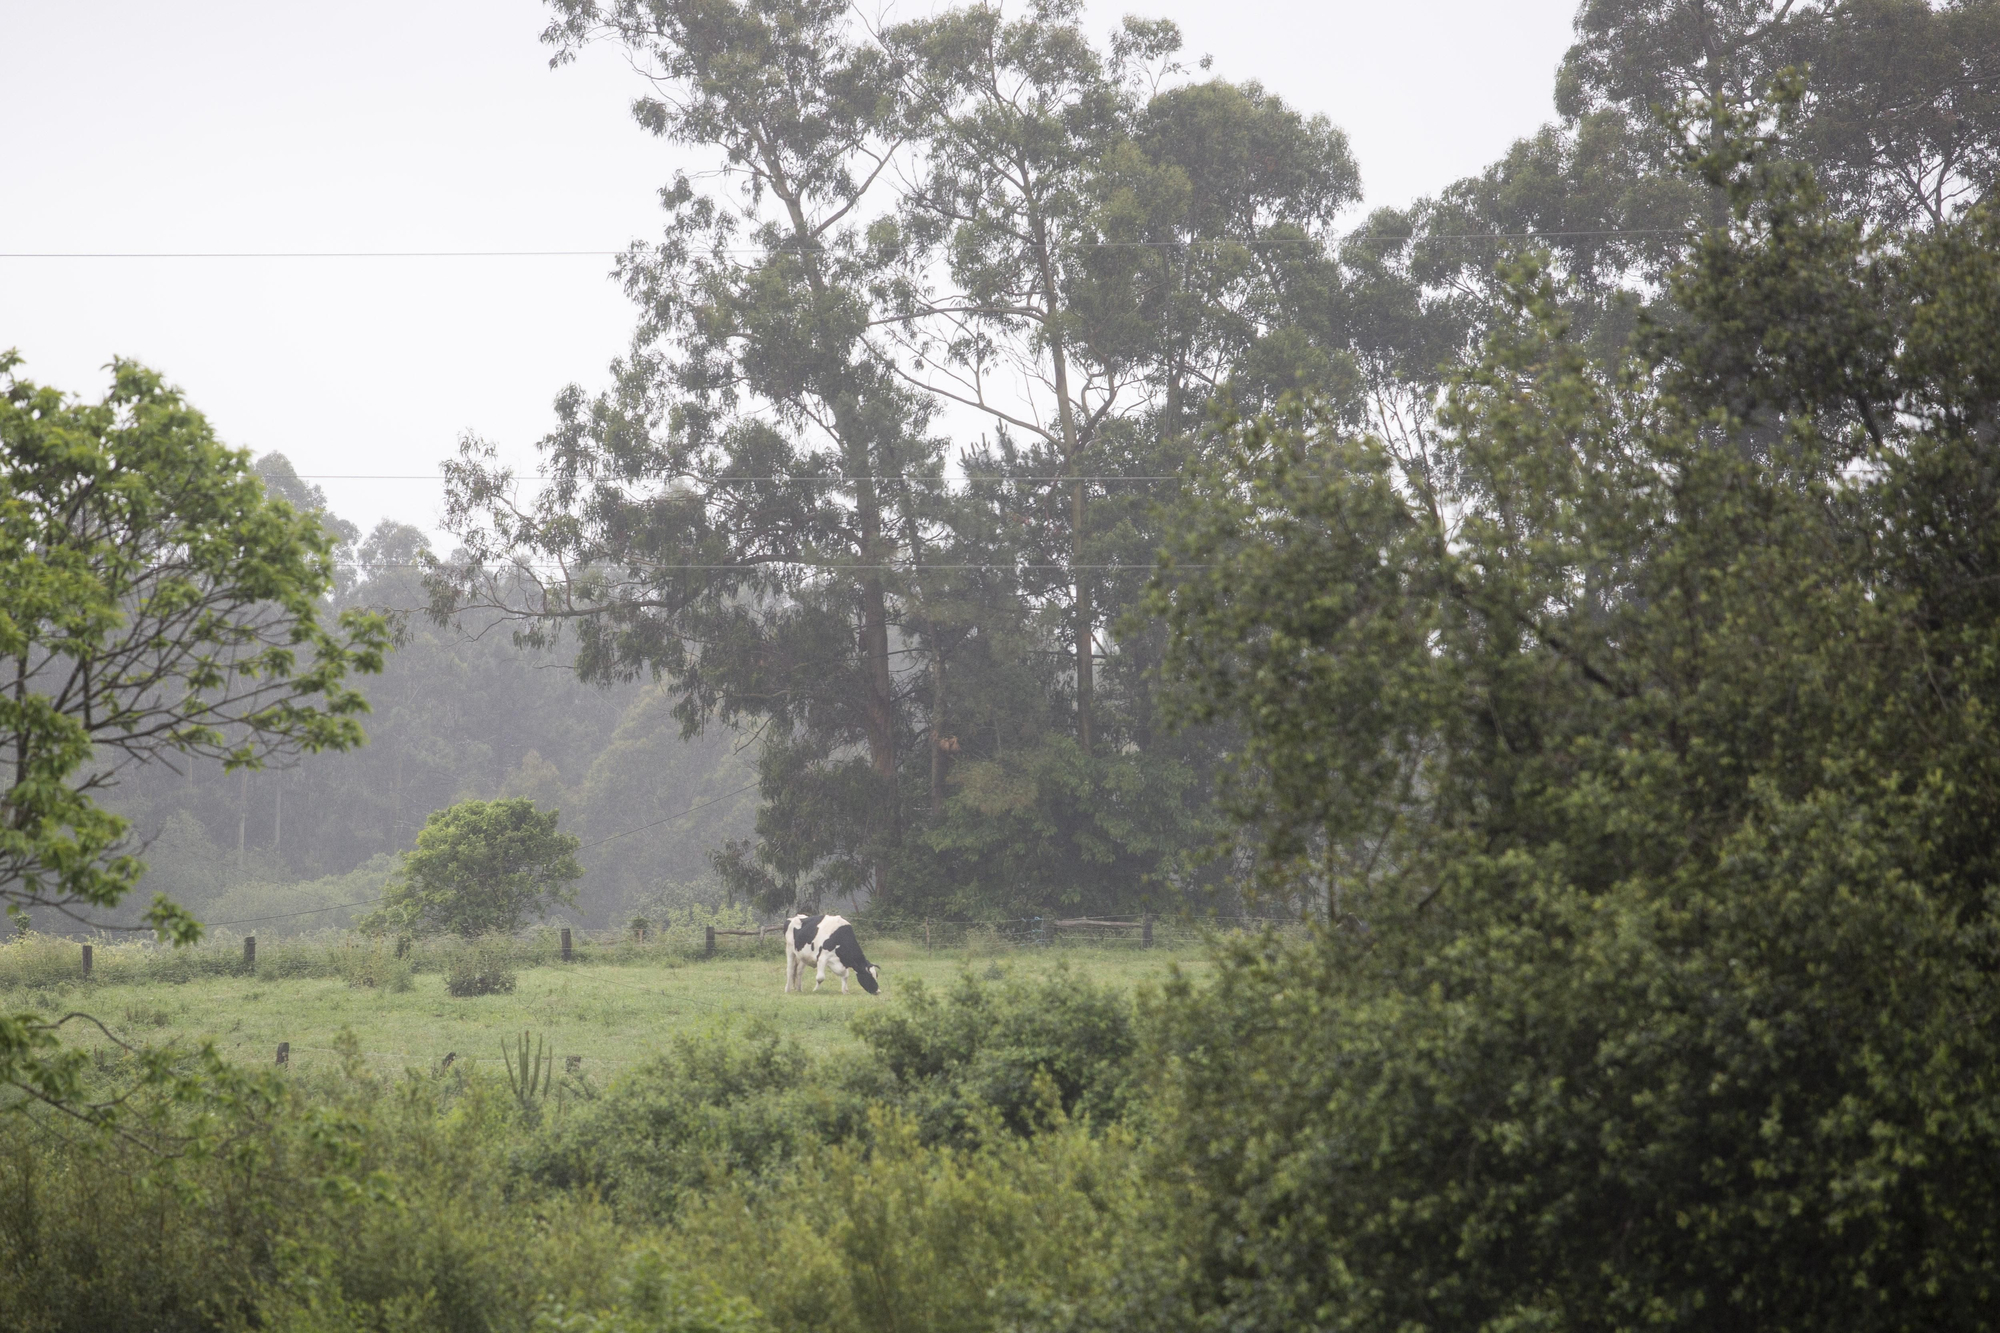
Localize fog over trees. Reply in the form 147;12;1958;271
85;0;2000;934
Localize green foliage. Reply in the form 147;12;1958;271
373;798;582;938
445;939;519;997
849;962;1139;1143
448;0;1361;921
0;355;388;1127
1144;100;2000;1328
0;1043;764;1333
503;1029;554;1113
0;355;387;942
337;937;415;993
523;1023;867;1223
672;1110;1178;1333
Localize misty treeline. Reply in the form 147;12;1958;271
102;0;1998;928
101;455;756;933
427;0;2000;920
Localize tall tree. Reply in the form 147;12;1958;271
441;0;934;911
882;0;1140;753
0;355;387;941
1147;93;2000;1327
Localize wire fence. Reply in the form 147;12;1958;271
0;910;1307;993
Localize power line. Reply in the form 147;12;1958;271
0;229;1687;262
296;474;1203;482
0;250;624;259
342;562;1191;571
203;895;390;927
577;780;761;850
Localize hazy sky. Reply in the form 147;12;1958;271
2;0;1578;546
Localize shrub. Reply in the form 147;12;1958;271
446;940;517;996
0;1049;763;1333
849;963;1138;1144
337;939;414;992
671;1111;1180;1333
525;1022;866;1222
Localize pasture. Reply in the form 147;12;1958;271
0;928;1214;1080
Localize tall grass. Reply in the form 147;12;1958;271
0;969;1169;1333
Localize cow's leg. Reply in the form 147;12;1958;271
784;950;796;993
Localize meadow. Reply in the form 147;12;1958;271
0;926;1213;1079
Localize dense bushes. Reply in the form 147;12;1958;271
0;968;1162;1332
524;1022;868;1221
848;963;1139;1143
0;1044;754;1333
445;940;518;996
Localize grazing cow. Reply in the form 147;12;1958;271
784;913;880;995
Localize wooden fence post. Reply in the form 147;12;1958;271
276;1042;289;1066
243;935;256;969
81;943;92;979
560;928;572;962
1142;915;1153;949
704;925;715;958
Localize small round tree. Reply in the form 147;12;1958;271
376;798;582;937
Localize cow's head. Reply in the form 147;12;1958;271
858;964;881;995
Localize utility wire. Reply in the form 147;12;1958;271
576;779;760;850
0;229;1687;261
296;474;1210;482
339;562;1194;571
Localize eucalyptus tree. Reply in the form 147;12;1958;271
437;0;937;911
1401;0;2000;362
1564;0;2000;229
879;3;1365;756
877;0;1141;754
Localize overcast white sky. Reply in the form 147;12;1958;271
2;0;1579;546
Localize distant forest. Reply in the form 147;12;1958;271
97;455;757;934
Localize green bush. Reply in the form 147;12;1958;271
849;962;1139;1144
337;938;414;992
525;1022;867;1222
670;1110;1180;1333
445;939;518;996
0;1052;763;1333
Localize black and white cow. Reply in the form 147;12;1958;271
784;913;880;995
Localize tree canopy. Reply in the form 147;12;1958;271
373;797;584;937
1145;87;2000;1328
0;355;388;942
431;0;2000;928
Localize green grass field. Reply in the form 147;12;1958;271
3;935;1211;1081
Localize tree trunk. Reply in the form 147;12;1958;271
1072;474;1094;754
1042;295;1094;753
931;645;947;820
769;154;901;904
